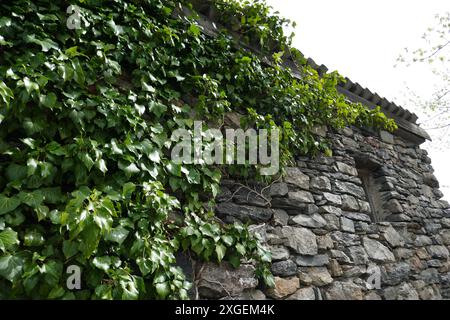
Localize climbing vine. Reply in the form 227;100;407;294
0;0;396;299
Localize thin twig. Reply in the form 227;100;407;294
191;257;205;301
203;279;232;298
260;174;282;196
224;182;272;207
224;185;246;202
419;40;450;62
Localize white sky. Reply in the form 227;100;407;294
265;0;450;199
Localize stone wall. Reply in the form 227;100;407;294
195;125;450;300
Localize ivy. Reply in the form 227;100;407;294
0;0;395;299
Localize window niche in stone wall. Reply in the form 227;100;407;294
354;156;387;222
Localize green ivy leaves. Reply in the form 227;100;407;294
0;254;24;282
25;34;59;52
0;195;21;216
0;81;14;106
0;0;394;300
0;229;19;252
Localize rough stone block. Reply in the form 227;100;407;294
269;182;289;197
295;254;329;267
341;217;355;233
341;195;360;211
334;181;366;198
310;176;331;191
290;213;327;228
198;262;257;299
266;277;299;299
216;202;273;223
286;287;316;300
281;226;318;256
363;237;395;262
271;260;297;277
323;192;342;206
336;161;358;176
325;281;364;300
270;246;290;261
284;168;310;189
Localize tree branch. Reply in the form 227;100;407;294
419;39;450;62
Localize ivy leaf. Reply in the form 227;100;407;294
6;164;27;182
221;235;234;246
39;93;57;109
141;80;155;93
228;254;241;269
27;158;39;176
40;187;64;204
136;257;153;276
263;272;275;288
148;150;161;163
62;240;78;259
41;260;63;287
118;161;140;175
79;223;100;258
186;169;201;184
18;191;44;208
79;153;95;171
4;212;25;227
260;249;272;263
35;205;49;221
22;77;39;94
105;226;129;245
0;17;11;27
107;20;124;36
46;141;66;156
188;24;201;37
236;243;246;255
211;183;220;198
121;276;139;300
57;63;74;82
122;182;136;199
39;162;53;178
24;229;45;246
23;272;39;295
64;46;86;58
0;195;21;215
0;229;19;252
71;59;86;85
148;101;167;117
169;177;180;191
155;282;170;299
93;206;113;232
92;256;111;272
24;118;44;135
0;35;11;46
215;243;226;262
95;285;113;299
0;81;14;106
0;254;24;282
96;159;108;174
110;139;123;155
48;286;65;299
166;162;181;177
25;34;59;52
134;103;145;115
